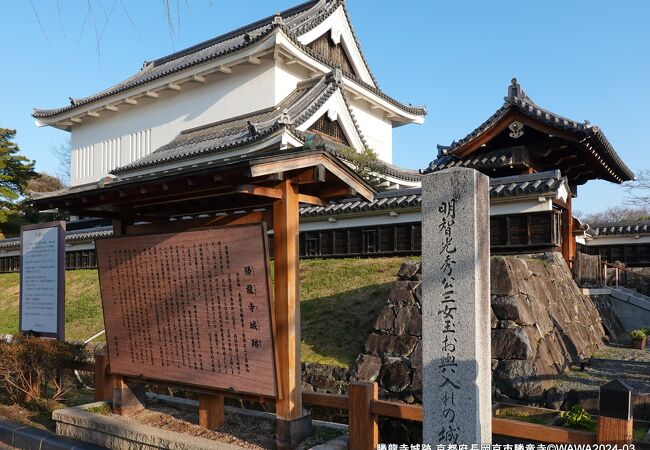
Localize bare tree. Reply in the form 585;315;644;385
624;169;650;208
28;0;207;60
50;139;71;186
577;205;650;226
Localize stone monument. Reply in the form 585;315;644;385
421;167;491;445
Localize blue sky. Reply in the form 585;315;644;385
1;1;649;213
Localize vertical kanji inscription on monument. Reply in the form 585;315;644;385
96;224;277;398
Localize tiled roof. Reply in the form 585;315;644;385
425;79;634;182
300;170;568;217
113;72;359;174
488;170;569;198
0;226;113;249
9;172;569;249
33;0;425;119
589;221;650;237
427;147;529;173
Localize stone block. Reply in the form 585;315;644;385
351;354;382;382
491;327;535;360
410;341;422;369
13;427;51;450
379;358;411;393
394;305;422;336
398;261;421;280
388;281;416;305
373;306;395;333
364;333;396;356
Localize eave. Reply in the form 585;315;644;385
35;26;425;131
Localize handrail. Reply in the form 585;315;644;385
603;261;650;278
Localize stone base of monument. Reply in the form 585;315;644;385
53;397;347;450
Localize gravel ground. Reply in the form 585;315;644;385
555;342;650;394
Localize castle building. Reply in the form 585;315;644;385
0;0;635;271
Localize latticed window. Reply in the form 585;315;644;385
308;115;349;145
308;33;354;75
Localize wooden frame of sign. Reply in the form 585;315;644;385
19;221;66;340
96;223;279;399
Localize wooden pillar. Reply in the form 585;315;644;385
112;376;145;415
94;353;113;402
561;197;575;266
597;379;633;444
348;382;378;450
199;394;224;429
273;179;312;448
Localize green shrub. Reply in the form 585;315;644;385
630;329;647;341
559;405;596;431
0;334;87;405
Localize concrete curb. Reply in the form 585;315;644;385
0;419;106;450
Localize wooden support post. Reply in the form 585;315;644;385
597;379;633;445
94;353;113;402
348;382;378;450
199;394;224;429
273;179;312;449
112;376;145;415
561;197;575;266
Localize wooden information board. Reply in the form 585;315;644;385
96;224;277;398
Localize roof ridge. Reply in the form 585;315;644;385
151;0;321;67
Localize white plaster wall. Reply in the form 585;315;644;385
274;61;306;104
586;235;650;246
70;61;277;186
348;100;393;162
490;198;553;215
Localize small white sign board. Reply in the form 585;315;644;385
19;221;66;339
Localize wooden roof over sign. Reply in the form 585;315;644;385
426;79;634;185
29;146;375;224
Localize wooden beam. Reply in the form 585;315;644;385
70;117;82;123
87;111;100;117
290;165;326;184
302;391;348;410
273;180;303;421
124;98;138;105
105;104;118;111
168;83;181;91
297;193;326;206
237;185;283;199
248;55;261;65
492;418;596;444
217;65;232;74
145;91;159;98
370;399;422;422
318;185;356;199
192;74;206;83
124;210;271;236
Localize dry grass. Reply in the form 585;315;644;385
0;256;415;367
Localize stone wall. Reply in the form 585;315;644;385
348;253;606;404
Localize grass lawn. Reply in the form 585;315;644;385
0;256;414;368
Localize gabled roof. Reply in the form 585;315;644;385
33;0;425;120
425;79;634;183
112;71;364;174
